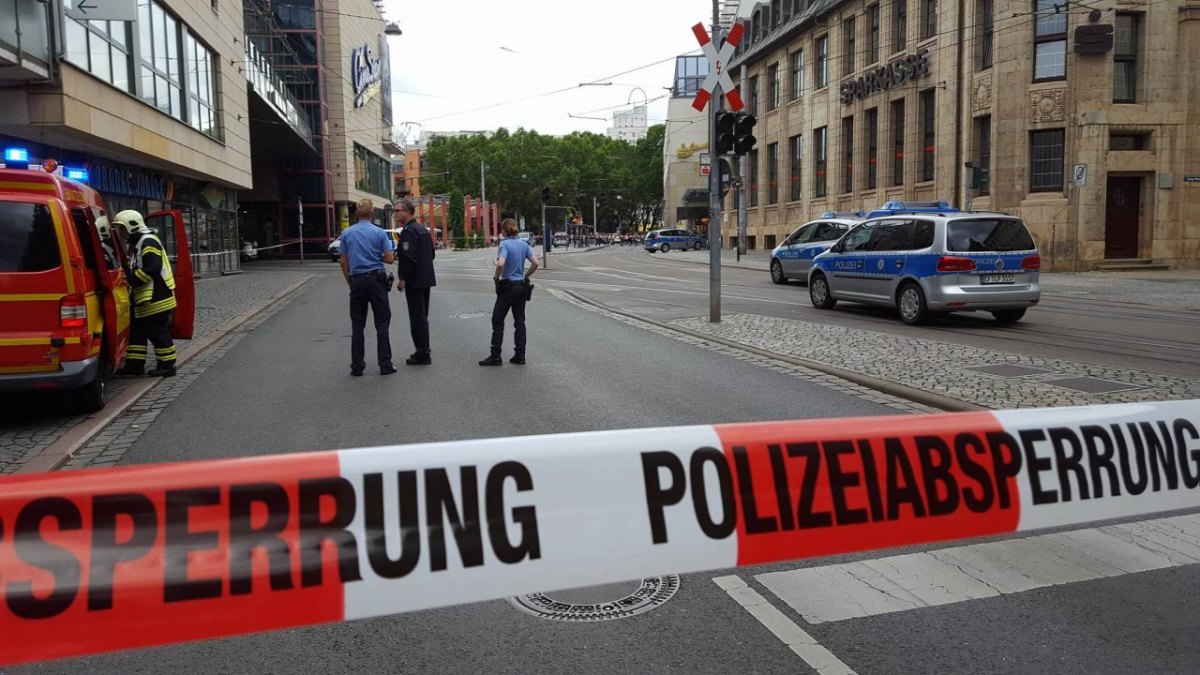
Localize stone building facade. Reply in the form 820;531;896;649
728;0;1200;269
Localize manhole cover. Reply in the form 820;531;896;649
508;575;680;622
966;364;1051;377
448;312;492;319
1044;377;1141;394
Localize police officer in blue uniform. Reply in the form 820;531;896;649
480;218;538;366
393;198;437;365
339;198;396;376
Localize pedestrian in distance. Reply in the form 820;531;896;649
394;198;437;365
111;210;178;378
339;198;397;376
480;218;538;366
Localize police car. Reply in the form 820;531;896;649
807;201;1041;325
644;228;705;253
769;212;864;284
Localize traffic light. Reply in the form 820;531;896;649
715;112;736;154
541;186;550;203
733;112;757;155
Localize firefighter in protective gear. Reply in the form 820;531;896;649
112;209;178;377
94;214;118;269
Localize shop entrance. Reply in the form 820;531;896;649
1104;176;1141;259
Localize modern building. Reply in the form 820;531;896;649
662;54;713;233
239;0;399;256
726;0;1200;269
1;0;252;273
607;105;648;143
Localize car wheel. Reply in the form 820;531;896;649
992;308;1026;324
661;243;670;253
770;259;787;284
809;274;836;309
693;241;702;250
897;283;929;325
73;359;107;413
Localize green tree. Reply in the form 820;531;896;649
447;188;465;248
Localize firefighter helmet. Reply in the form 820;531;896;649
95;214;111;238
112;209;149;236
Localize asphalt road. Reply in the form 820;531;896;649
17;249;1200;674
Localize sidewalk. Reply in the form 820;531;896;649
0;269;317;474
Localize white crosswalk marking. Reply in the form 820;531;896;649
755;513;1200;624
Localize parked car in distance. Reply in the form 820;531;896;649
328;236;341;261
769;212;863;284
644;228;705;253
808;201;1041;325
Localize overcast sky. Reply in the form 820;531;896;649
381;1;725;140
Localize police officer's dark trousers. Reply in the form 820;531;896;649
489;281;527;358
349;270;392;371
405;286;431;357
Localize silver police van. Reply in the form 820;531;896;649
808;201;1041;325
769;212;864;284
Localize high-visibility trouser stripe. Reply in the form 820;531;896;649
127;345;148;355
154;346;177;360
0;400;1196;667
135;297;176;317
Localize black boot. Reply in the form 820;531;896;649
148;361;176;377
478;355;503;366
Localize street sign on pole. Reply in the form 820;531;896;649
65;0;137;22
691;21;745;112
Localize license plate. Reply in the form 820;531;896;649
981;273;1015;284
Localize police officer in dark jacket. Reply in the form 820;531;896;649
393;198;436;365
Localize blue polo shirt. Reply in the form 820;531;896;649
341;220;394;275
497;237;534;281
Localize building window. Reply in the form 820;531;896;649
920;89;935;181
1034;0;1067;81
1109;132;1148;150
974;115;991;194
843;18;856;77
790;50;805;100
673;55;709;97
814;126;828;198
749;76;759;114
842;116;854;193
789;134;803;200
866;108;878;190
768;142;780;204
894;0;908;53
65;18;134;93
768;63;781;110
749;149;760;207
891;99;905;186
772;0;782;27
815;35;829;88
1030;129;1065;192
184;33;220;139
868;5;881;64
977;0;994;69
1113;13;1139;103
139;1;183;118
922;0;937;40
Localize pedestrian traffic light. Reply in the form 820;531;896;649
541;186;550;203
733;112;757;155
715;112;736;154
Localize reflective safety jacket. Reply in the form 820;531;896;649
127;231;177;318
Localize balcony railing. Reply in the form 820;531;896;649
244;41;314;147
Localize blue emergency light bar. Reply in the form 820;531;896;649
865;200;958;218
4;147;30;163
65;168;89;183
820;210;866;219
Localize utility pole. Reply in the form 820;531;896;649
708;0;722;323
592;196;598;243
738;64;748;261
480;160;488;241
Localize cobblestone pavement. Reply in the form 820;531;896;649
0;270;316;474
670;313;1200;410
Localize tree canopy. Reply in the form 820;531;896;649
416;126;664;232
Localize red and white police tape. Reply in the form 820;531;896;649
1;400;1197;665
